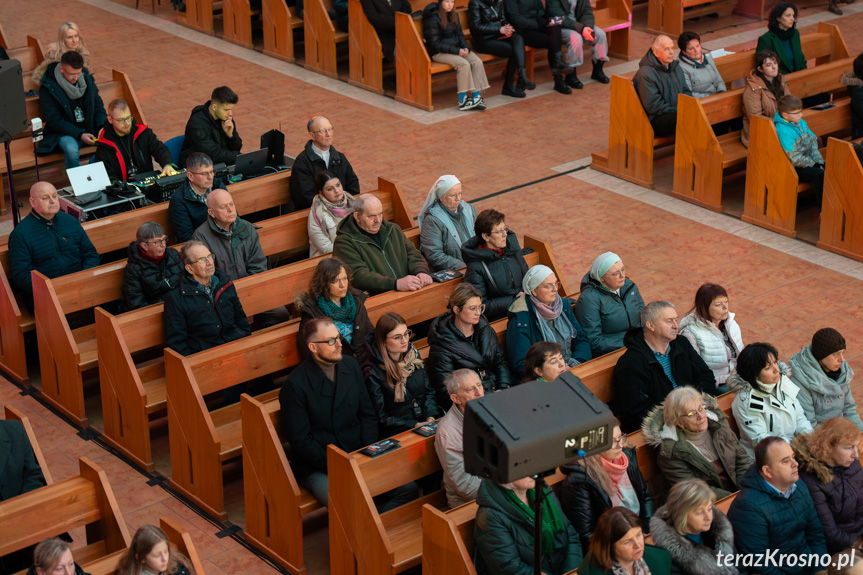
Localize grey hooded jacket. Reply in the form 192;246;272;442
788;344;863;431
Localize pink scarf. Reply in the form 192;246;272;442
600;452;629;490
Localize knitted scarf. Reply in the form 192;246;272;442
531;295;576;363
772;25;796;40
498;483;566;555
317;292;357;324
312;192;355;231
612;558;651;575
54;64;87;99
600;452;630;492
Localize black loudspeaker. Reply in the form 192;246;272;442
0;60;27;143
260;129;285;166
463;372;615;483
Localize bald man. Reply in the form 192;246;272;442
633;34;691;138
289;116;361;210
8;182;99;310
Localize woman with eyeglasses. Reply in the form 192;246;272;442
364;312;440;437
642;387;750;500
507;264;591;379
559;417;655;550
308;170;356;258
418;175;478;271
122;221;183;312
296;257;373;365
522;341;568;383
426;283;511;409
574;252;645;357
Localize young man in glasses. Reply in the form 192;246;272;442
121;221;183;311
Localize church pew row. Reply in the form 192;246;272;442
646;0;736;39
222;0;260;49
304;0;349;78
5;35;45;92
4;404;53;486
347;0;385;94
262;0;304;63
178;0;222;35
817;137;863;262
591;23;848;190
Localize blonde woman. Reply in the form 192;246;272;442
32;22;92;86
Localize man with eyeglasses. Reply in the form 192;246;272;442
178;86;242;167
36;50;107;169
121;222;183;311
290;115;361;210
168;152;228;242
95;99;177;183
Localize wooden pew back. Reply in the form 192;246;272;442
261;0;303;62
348;0;385;95
818;137;863;261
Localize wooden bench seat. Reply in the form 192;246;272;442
262;0;304;62
818;137;863;262
647;0;736;39
5;35;45;93
179;0;223;34
305;0;349;77
223;0;261;49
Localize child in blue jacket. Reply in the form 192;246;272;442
773;94;825;204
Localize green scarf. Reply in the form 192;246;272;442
318;291;357;324
498;483;566;555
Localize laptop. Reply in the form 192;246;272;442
230;148;268;179
67;162;111;205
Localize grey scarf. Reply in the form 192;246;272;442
54;65;87;100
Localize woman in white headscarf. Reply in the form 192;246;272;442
574;252;645;357
506;264;591;377
308;170;356;257
418;175;478;271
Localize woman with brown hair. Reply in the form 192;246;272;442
113;525;195;575
307;170;356;257
521;340;568;383
578;507;671;574
741;50;790;147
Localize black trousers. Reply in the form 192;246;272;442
519;26;564;69
796;165;825;207
473;34;527;81
651;112;678;138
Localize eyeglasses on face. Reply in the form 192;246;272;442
683;404;707;418
311;127;334;135
388;329;413;342
607;267;627;279
489;227;510;236
539;281;562;292
313;337;341;347
461;304;486;314
192;253;215;265
189;170;215;177
146;236;168;245
611;435;625;447
112;116;133;124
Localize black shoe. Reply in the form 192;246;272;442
591;60;610;84
553;75;572;94
517;68;536;91
565;72;583;89
550;53;574;75
502;84;526;98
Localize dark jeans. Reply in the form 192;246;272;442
651;112;677;138
473;34;527;80
796;165;825;207
519;26;564;70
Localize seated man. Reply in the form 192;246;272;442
634;35;691;138
548;0;610;89
8;182;99;310
122;222;183;312
360;0;412;62
168;152;227;242
36;50;106;169
435;369;485;508
178;86;242;167
290;116;361;210
95;98;177;182
332;193;432;295
728;436;828;575
0;419;46;501
613;300;717;432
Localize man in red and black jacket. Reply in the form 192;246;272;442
95;98;178;182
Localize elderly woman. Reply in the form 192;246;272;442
789;328;863;431
679;283;743;390
742;50;790;147
31;22;92;86
560;418;655;550
426;283;511;408
574;252;644;357
296;258;373;365
642;387;750;500
308;170;356;257
677;31;726;99
507;264;590;377
28;537;91;575
522;341;568;383
793;418;863;554
418;175;477;271
462;209;528;321
756;3;806;74
728;342;813;460
578;507;671;575
474;476;583;575
650;479;741;575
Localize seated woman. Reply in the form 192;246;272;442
728;342;813;460
308;170;356;257
742;50;790;147
678;283;744;391
643;387;750;500
521;340;568;383
559;418;655;549
841;52;863;139
677;31;726;99
114;524;196;575
578;507;671;575
474;475;583;575
28;538;90;575
756;3;806;75
365;312;440;437
418;175;477;271
793;418;863;554
32;22;91;86
774;94;825;202
296;258;373;365
507;265;590;377
790;328;863;430
462;209;528;321
504;0;575;94
422;0;490;111
426;283;511;408
468;0;534;97
574;252;644;357
650;479;741;575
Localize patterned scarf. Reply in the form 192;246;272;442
498;483;567;555
531;295;576;364
612;558;651;575
390;345;425;402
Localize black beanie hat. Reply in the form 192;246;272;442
811;328;846;361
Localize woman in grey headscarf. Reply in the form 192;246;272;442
506;264;591;377
418;175;478;271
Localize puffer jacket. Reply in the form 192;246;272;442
296;287;373;365
774;112;824;168
650;503;741;575
727;465;827;575
95;119;174;182
462;231;528;321
678;52;727;99
678;311;744;385
426;310;511;409
422;2;469;57
728;371;813;460
474;479;583;575
741;69;789;147
468;0;510;44
642;394;751;499
192;216;267;282
121;242;183;312
573;274;644;357
792;433;863;554
36;62;106;154
633;48;691;121
558;447;656;550
841;70;863;139
789;344;863;431
178;100;242;167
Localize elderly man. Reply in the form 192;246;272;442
633;35;692;138
179;86;242;167
613;300;716;432
168;152;228;242
8;182;99;310
122;222;183;311
332;193;432;295
289;116;361;210
435;369;486;508
95;99;177;182
728;437;828;575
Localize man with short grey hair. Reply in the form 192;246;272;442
613;300;716;432
290;115;360;210
633;34;691;138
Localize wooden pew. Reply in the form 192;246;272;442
647;0;736;39
6;35;45;92
179;0;222;35
223;0;260;49
305;0;349;77
262;0;304;62
348;0;385;95
594;0;632;62
4;404;53;486
818;137;863;262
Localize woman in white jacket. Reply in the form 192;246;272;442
679;283;743;392
307;170;356;257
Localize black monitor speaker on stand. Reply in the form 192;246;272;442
0;59;29;227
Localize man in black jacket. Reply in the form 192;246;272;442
360;0;412;61
122;222;183;311
613;300;717;432
633;35;691;138
95;99;177;182
290;116;361;210
178;86;242;167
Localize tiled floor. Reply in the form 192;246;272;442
2;0;863;572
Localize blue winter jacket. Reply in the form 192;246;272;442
773;112;824;168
